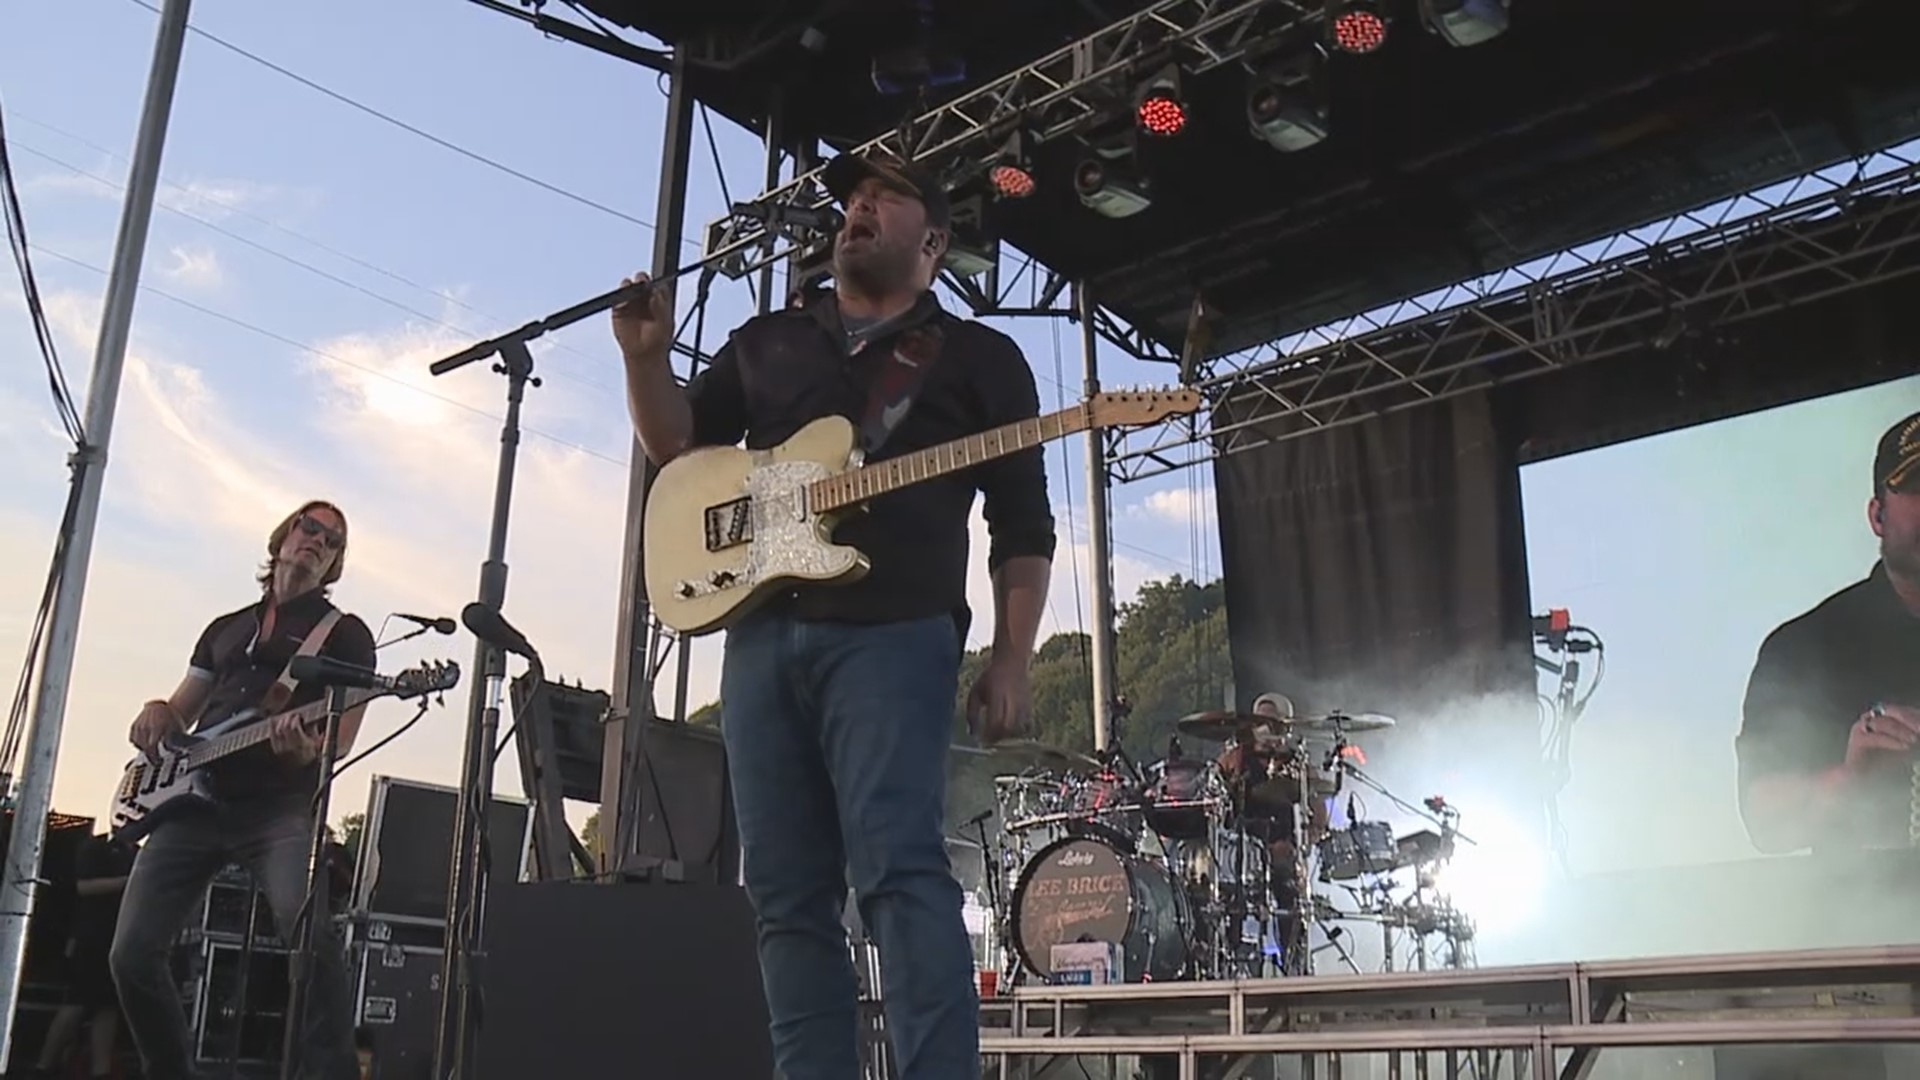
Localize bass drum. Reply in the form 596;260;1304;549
1009;836;1189;983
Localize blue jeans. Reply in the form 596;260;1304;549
720;611;977;1080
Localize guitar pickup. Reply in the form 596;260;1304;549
702;498;753;553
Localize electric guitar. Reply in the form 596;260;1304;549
108;660;460;844
643;389;1202;635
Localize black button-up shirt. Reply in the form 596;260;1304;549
187;588;377;804
685;291;1056;627
1736;561;1920;848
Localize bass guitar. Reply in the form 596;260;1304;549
109;660;460;844
644;389;1201;635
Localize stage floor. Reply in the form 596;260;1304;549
978;944;1920;1079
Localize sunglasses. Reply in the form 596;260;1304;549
297;516;345;550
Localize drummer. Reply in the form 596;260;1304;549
1214;693;1331;901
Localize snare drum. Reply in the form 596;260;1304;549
1318;820;1398;880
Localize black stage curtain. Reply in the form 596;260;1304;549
1212;390;1535;724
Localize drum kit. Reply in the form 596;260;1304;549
963;705;1480;986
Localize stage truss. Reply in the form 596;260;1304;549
1104;141;1920;483
980;944;1920;1079
697;0;1321;279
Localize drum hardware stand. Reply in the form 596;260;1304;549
224;871;264;1080
280;682;351;1080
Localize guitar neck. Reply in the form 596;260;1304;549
184;688;377;770
809;405;1090;513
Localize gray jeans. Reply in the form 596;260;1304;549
109;801;358;1080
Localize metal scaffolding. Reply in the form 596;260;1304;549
1104;142;1920;482
980;944;1920;1079
698;0;1321;280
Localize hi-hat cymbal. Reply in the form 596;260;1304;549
1178;708;1395;741
983;739;1101;775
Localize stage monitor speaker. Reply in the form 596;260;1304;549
630;719;740;885
473;882;771;1079
353;776;533;922
538;681;609;802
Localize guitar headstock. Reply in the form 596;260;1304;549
1087;388;1204;428
394;660;462;698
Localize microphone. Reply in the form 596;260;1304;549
289;655;395;691
461;602;538;661
395;613;456;635
729;200;846;235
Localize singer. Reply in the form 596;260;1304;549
110;501;373;1080
614;150;1055;1080
1736;411;1920;854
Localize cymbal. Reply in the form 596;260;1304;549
1175;710;1265;741
982;739;1101;775
1291;711;1396;735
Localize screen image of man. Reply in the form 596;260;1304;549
1735;410;1920;854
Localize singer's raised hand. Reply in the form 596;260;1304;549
611;271;674;364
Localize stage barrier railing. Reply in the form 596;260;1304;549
979;944;1920;1079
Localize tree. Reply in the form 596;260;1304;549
950;575;1231;762
579;810;602;867
688;701;721;727
339;812;366;860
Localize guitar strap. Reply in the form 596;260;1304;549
259;608;342;715
853;316;947;455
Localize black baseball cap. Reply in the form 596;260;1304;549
1874;410;1920;495
821;150;951;228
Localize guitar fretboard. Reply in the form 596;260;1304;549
808;406;1088;513
184;688;376;769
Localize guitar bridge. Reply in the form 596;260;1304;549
703;497;753;553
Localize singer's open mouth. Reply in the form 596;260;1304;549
846;222;877;242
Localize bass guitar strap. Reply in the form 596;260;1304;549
260;609;343;715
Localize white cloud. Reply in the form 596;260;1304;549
1130;485;1218;525
158;244;223;291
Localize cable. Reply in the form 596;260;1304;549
10;134;621;396
121;0;670;236
0;102;83;445
25;240;629;468
1048;317;1091;692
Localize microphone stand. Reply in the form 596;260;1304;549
280;682;350;1080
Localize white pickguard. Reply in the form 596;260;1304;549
677;457;862;601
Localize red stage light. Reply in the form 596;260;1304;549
1137;93;1187;137
989;163;1036;198
1332;8;1388;53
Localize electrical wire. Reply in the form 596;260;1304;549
11;141;627;397
25;240;631;468
0;107;82;445
121;0;673;237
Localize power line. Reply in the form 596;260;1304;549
25;241;630;469
122;0;666;235
11;138;622;397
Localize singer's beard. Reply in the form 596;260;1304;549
832;242;917;299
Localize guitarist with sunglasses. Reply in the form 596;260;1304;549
615;151;1056;1080
110;501;374;1080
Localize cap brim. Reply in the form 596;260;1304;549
1887;450;1920;493
822;154;925;204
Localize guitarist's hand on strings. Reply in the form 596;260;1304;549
129;700;181;757
611;271;675;365
268;713;324;766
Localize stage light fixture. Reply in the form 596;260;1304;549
942;193;1000;278
987;132;1036;199
1419;0;1509;46
1074;154;1153;219
1247;51;1330;153
1327;0;1389;54
1134;65;1188;137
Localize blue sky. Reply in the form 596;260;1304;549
0;0;1207;825
2;0;1914;903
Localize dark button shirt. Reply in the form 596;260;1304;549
1736;561;1920;848
684;290;1057;626
188;589;377;804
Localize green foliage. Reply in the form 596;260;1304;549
687;701;721;727
338;812;366;860
952;575;1231;760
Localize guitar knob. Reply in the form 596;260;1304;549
709;570;737;587
677;582;697;598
